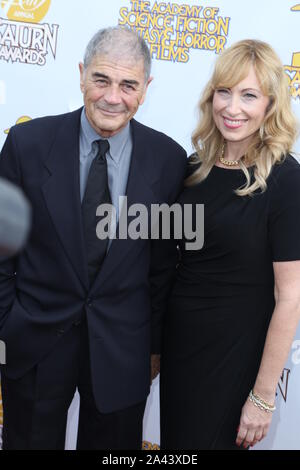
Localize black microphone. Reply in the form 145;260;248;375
0;177;31;256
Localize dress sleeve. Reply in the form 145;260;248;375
268;157;300;262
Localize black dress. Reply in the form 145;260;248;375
160;155;300;450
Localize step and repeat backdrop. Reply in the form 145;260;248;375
0;0;300;450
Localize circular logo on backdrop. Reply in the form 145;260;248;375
0;0;51;23
4;115;32;134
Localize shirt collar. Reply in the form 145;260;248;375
80;108;131;164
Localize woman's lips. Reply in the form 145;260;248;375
223;117;247;129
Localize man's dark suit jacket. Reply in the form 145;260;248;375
0;108;186;413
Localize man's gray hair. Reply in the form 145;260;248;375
83;26;151;82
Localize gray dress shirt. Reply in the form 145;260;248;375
79;108;132;246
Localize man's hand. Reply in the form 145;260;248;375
151;354;161;383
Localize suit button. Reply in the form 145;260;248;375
56;328;65;336
73;319;81;326
86;298;93;308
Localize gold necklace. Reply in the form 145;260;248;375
219;144;240;167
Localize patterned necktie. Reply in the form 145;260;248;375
82;139;111;285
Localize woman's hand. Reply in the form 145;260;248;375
236;397;273;448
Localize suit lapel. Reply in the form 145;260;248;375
41;108;89;291
90;119;160;291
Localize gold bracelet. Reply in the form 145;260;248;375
249;395;273;413
251;390;275;408
248;390;276;413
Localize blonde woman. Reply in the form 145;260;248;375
160;40;300;450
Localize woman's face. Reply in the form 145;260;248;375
212;65;270;149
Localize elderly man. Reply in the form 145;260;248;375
0;27;186;449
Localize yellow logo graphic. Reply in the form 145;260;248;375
284;52;300;100
142;440;160;450
0;0;51;24
0;0;58;66
4;115;32;134
286;4;300;99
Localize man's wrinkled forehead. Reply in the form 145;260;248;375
84;54;146;82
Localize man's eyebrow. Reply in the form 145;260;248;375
91;72;139;86
92;72;109;79
121;79;139;86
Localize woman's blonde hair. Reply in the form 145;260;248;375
188;39;298;196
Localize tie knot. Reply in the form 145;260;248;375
96;139;110;161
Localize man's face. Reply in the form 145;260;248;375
79;55;152;138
